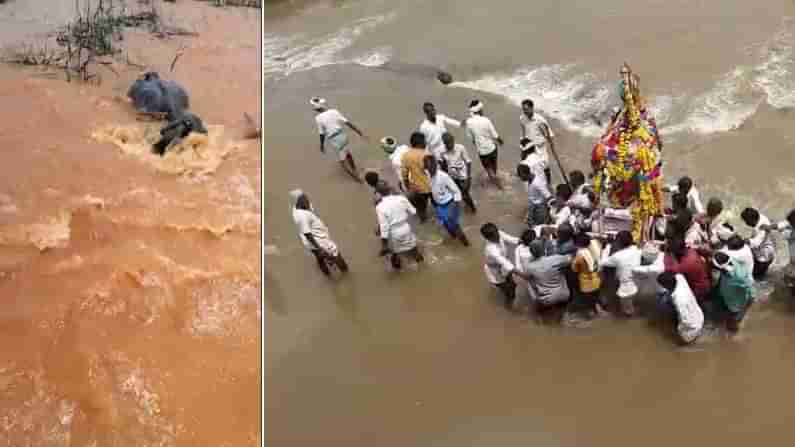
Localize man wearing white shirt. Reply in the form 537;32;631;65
419;102;461;161
657;271;705;345
766;209;795;296
311;97;367;182
600;230;642;316
550;184;574;229
519;138;548;188
721;233;756;286
664;176;705;216
291;190;349;277
424;155;469;246
381;136;410;192
520;99;554;185
481;222;528;310
466;99;504;189
517;163;551;229
705;198;731;248
375;183;424;271
440;133;477;213
567;170;593;212
740;207;776;279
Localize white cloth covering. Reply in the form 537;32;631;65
484;231;520;284
376;195;418;253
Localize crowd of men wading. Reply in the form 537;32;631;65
289;81;795;346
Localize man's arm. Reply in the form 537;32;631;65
748;227;766;249
540;122;554;145
499;231;520;246
553;255;574;270
691;190;705;215
304;233;323;252
345;121;365;138
494;252;525;281
444;115;461;128
401;161;411;190
634;256;665;275
462;146;473;179
401;196;417;216
447;175;462;202
319;134;326;153
489;120;503;146
377;209;391;256
600;245;618;268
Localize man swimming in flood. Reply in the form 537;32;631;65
311;97;368;182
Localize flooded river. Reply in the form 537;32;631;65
0;1;261;445
265;1;795;445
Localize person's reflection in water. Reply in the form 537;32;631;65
263;269;288;317
330;276;371;335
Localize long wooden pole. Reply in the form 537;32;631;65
548;140;570;188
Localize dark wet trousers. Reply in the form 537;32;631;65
453;178;477;213
408;192;432;222
496;276;517;310
753;259;772;280
312;249;348;276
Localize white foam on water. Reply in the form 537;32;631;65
264;14;395;79
452;20;795;140
676;67;761;134
354;47;393;67
453;62;766;140
452;64;610;138
752;21;795;109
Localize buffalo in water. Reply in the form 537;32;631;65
152;112;208;156
127;71;211;156
127;71;190;121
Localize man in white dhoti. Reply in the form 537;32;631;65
290;189;350;277
312;96;367;182
375;182;424;270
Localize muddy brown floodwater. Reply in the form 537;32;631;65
0;1;261;445
266;1;795;446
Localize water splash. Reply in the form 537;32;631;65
264;14;395;79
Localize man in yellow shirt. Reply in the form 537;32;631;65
570;233;605;318
401;132;433;223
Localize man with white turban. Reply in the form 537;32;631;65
290;189;350;277
465;99;504;189
380;136;410;192
311;97;368;182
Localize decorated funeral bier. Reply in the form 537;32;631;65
590;64;664;242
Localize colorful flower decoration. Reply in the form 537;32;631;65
591;65;664;241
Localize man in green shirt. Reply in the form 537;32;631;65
712;252;755;333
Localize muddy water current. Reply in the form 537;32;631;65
265;1;795;446
0;1;262;445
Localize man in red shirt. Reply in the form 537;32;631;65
664;237;712;301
